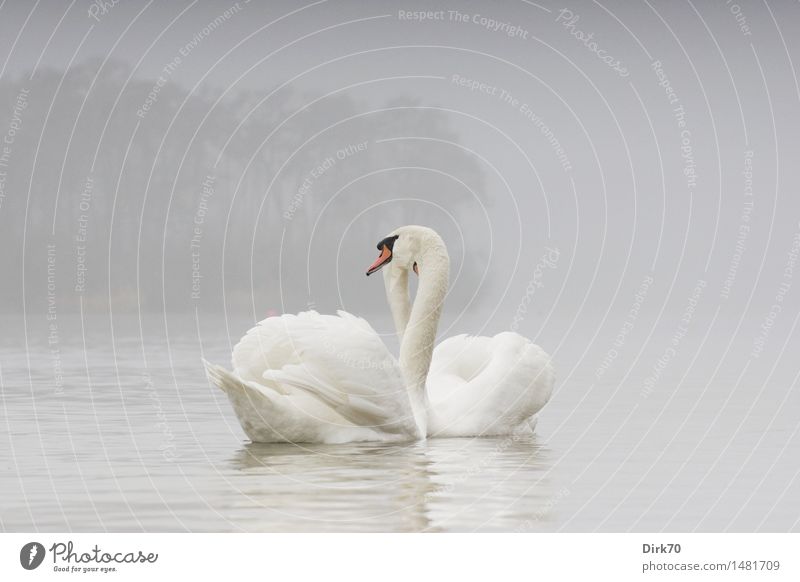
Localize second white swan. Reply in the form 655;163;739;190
377;226;554;438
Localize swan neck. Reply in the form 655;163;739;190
384;267;411;344
399;247;449;431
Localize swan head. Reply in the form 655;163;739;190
365;225;446;277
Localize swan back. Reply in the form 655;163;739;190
427;332;554;437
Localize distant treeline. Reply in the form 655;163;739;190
0;59;486;315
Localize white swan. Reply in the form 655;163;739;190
380;226;554;438
203;226;445;443
203;225;554;443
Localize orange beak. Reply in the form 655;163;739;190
366;245;392;276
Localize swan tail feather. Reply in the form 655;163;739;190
203;358;232;392
203;359;278;406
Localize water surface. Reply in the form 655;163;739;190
1;314;797;532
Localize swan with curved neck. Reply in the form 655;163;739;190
203;225;553;443
369;225;555;438
365;226;450;435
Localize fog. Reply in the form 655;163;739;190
1;0;798;532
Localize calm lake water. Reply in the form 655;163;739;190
1;314;797;532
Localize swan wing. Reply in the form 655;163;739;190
427;332;554;437
204;358;390;443
220;310;420;439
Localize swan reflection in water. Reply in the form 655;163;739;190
225;435;556;532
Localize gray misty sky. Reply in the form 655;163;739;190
1;0;799;351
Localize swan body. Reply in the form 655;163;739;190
426;333;554;437
204;310;423;444
204;225;554;443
